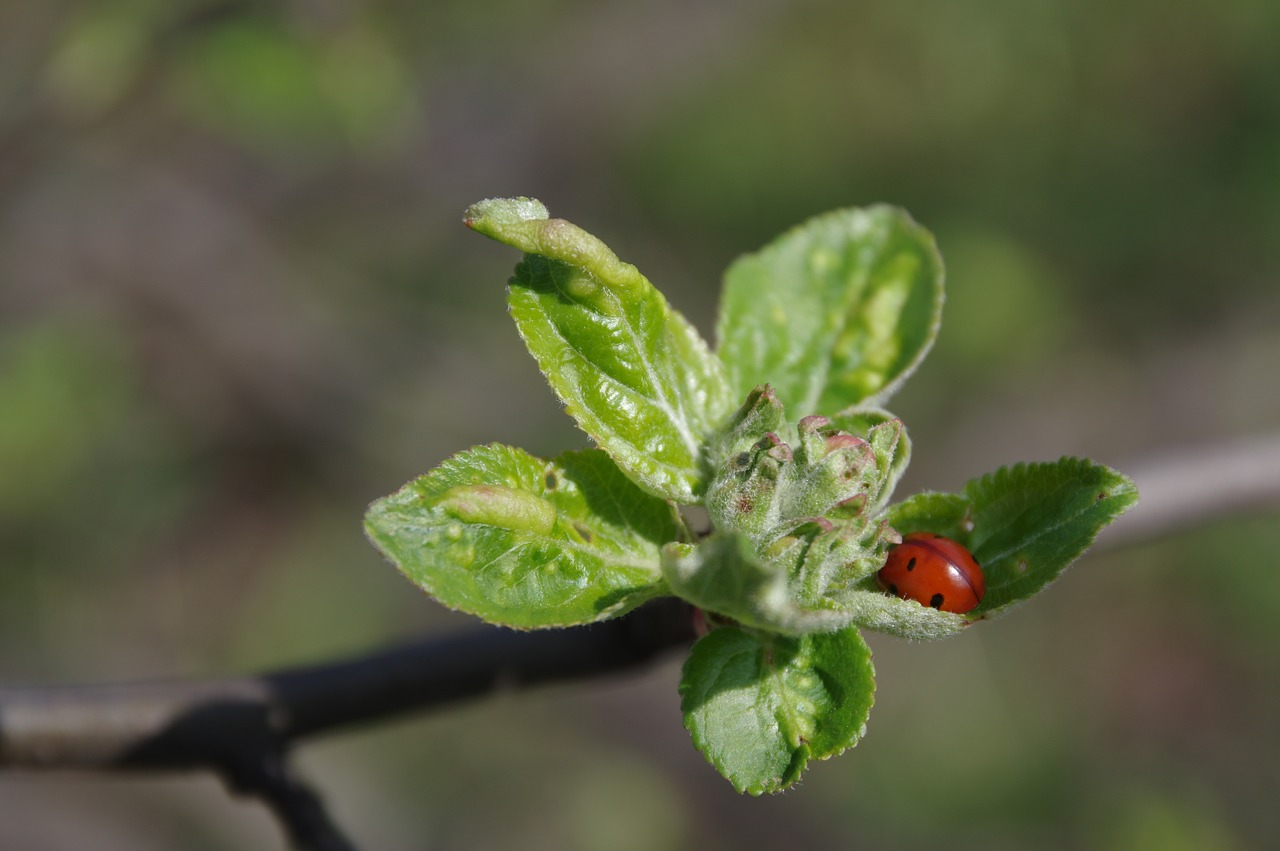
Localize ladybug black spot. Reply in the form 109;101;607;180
887;583;899;596
929;593;945;609
906;557;917;571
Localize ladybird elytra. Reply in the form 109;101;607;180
876;532;986;614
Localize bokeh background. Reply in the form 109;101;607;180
2;1;1279;848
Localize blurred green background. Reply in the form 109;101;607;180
1;1;1278;848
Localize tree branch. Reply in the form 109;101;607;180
1096;431;1280;549
223;750;359;851
0;598;698;848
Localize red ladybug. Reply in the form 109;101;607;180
876;532;986;614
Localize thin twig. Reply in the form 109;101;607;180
0;598;697;848
223;750;359;851
1096;431;1280;549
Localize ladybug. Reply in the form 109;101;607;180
876;532;986;614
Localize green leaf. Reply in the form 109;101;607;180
881;490;970;536
704;384;789;473
885;457;1139;621
662;533;855;635
680;625;875;794
465;198;733;504
823;579;969;641
364;445;678;628
716;206;943;416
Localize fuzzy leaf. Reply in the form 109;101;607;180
884;457;1139;623
680;625;874;794
705;384;789;472
465;197;733;504
822;580;968;641
662;533;855;634
365;445;677;628
716;205;943;416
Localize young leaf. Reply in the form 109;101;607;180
704;384;789;473
364;445;678;628
680;624;875;794
885;457;1139;621
661;533;855;635
465;198;733;504
821;581;969;641
716;206;943;416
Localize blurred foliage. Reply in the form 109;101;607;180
0;0;1277;848
0;319;135;513
169;15;419;158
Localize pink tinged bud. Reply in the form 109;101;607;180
824;433;866;452
804;516;836;533
831;494;868;519
767;442;794;463
754;432;793;462
798;415;832;434
746;384;778;408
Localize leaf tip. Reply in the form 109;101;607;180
463;196;550;235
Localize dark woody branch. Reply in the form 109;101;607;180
0;598;698;849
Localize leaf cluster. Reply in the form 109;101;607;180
365;198;1137;793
